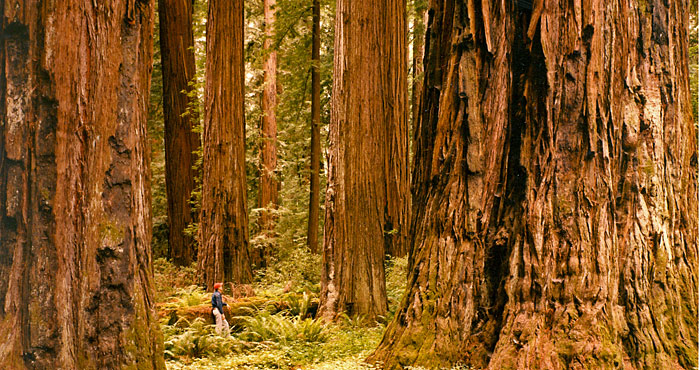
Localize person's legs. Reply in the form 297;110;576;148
212;308;223;334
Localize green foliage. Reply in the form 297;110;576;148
163;318;241;359
154;258;199;302
162;285;209;311
237;311;328;344
385;256;408;316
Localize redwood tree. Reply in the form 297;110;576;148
159;0;200;266
318;0;410;322
307;0;322;254
198;0;252;288
259;0;279;237
370;0;698;369
0;1;164;368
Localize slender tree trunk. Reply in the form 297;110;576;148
259;0;279;235
318;0;409;322
159;0;199;266
198;0;252;288
307;0;322;254
410;0;426;133
0;1;164;369
370;0;698;369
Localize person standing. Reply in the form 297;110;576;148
211;282;230;335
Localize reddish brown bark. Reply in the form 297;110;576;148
159;0;200;266
254;0;279;268
307;0;322;254
198;0;252;288
318;0;410;322
370;0;698;369
0;1;164;368
411;0;427;132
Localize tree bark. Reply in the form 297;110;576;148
0;1;165;369
370;0;698;369
258;0;279;237
411;0;427;133
159;0;200;266
307;0;321;254
198;0;252;288
318;0;410;322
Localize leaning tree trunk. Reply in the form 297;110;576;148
307;0;322;254
318;0;410;322
198;0;252;288
0;1;164;369
159;0;200;266
370;0;698;369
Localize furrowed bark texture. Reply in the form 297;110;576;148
307;0;321;254
0;0;165;369
159;0;199;266
411;0;427;131
258;0;279;237
198;0;252;288
370;0;698;368
319;0;410;321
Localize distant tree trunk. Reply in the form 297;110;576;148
159;0;200;266
318;0;409;322
410;0;426;132
254;0;279;268
307;0;322;254
0;1;164;369
198;0;252;288
370;0;698;369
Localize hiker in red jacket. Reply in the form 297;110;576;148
211;282;230;335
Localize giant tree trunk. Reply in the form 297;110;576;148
254;0;279;268
370;0;698;369
318;0;409;322
198;0;252;288
307;0;322;254
0;1;164;369
159;0;200;266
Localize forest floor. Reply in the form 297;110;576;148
154;257;407;370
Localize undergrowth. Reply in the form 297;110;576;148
157;256;407;370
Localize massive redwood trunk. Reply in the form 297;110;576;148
307;0;322;254
159;0;200;266
370;0;698;369
318;0;410;322
0;1;164;369
198;0;252;288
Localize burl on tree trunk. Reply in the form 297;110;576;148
0;1;164;369
370;0;697;369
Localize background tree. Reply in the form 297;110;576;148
159;0;200;266
410;0;427;131
370;0;698;368
0;1;164;368
318;0;409;321
307;0;322;254
198;0;253;287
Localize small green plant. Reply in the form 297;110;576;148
162;285;208;311
237;311;328;344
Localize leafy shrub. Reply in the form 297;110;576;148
163;317;240;359
162;285;209;311
237;310;328;344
